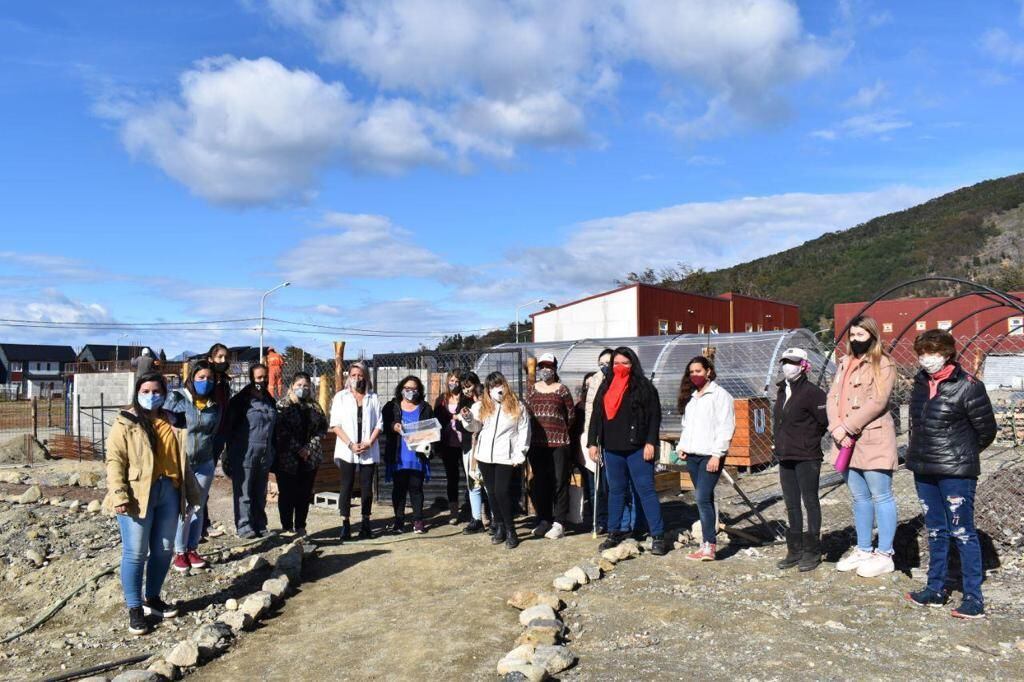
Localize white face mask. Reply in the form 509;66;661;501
781;363;803;381
918;354;947;375
489;387;506;403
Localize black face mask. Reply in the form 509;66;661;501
253;381;266;394
599;364;611;378
850;338;873;357
212;360;229;373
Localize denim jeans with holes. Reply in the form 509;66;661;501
914;474;983;604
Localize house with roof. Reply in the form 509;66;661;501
76;344;155;364
0;343;77;398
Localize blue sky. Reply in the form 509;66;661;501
2;0;1024;357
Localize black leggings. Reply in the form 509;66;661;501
779;459;822;536
392;469;425;522
276;468;317;531
478;461;518;533
437;445;463;504
338;461;376;520
528;445;573;524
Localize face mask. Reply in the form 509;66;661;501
138;392;164;411
489;387;506;403
690;374;707;389
599;363;611;378
781;363;803;381
294;387;310;399
448;382;461;393
612;365;630;378
918;354;947;375
212;360;229;373
850;338;873;357
253;381;266;393
193;379;212;396
537;368;554;382
349;378;366;391
402;388;419;401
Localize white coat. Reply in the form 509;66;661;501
460;400;530;466
676;381;736;459
330;389;384;465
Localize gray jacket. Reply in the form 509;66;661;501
165;388;222;466
226;387;278;473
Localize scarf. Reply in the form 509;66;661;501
603;365;631;420
927;364;956;399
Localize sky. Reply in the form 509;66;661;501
2;0;1024;358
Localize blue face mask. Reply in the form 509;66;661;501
194;379;212;396
138;392;164;411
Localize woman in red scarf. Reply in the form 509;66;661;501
586;347;668;556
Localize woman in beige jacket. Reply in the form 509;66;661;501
826;316;898;578
104;372;201;635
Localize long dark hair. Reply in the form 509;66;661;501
395;374;425;404
132;372;168;453
610;346;654;411
677;356;717;413
444;369;464;400
185;359;214;398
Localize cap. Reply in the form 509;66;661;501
537;352;557;367
780;347;808;363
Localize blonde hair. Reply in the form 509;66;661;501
478;372;522;421
846;315;892;389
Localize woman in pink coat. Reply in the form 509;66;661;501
826;316;898;578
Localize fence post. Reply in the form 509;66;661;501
47;394;53;428
75;393;82;461
31;396;38;443
100;393;105;458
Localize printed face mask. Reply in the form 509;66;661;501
193;379;212;396
918;353;947;375
489;387;506;402
402;388;419;401
294;387;310;399
138;392;164;411
781;363;803;381
537;368;554;382
253;381;266;393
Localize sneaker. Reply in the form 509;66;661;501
951;596;985;619
237;529;258;540
599;532;625;551
856;550;895;578
387;520;406;535
686;542;716;561
413;520;426;534
186;550;207;569
127;607;148;635
295;527;307;538
544;522;565;540
905;586;950;608
531;520;552;538
463;519;484;535
143;597;179;619
836;547;874;572
171;553;190;574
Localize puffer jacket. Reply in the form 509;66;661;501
102;409;201;518
225;386;278;474
460;400;531;466
906;364;997;478
164;388;221;467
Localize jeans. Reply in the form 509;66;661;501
587;465;644;532
686;455;723;543
778;460;822;537
392;469;425;522
174;459;215;552
338;461;376;520
276;467;317;531
463;452;487;521
232;464;269;535
843;468;897;554
915;474;983;603
605;449;664;538
479;462;518;533
117;476;180;609
528;445;572;524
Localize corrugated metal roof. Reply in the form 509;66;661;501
0;343;76;362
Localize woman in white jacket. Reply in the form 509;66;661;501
330;361;383;541
675;356;735;562
459;372;530;549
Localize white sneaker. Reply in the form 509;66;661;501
531;520;551;538
836;547;874;572
856;550;895;578
544;522;565;539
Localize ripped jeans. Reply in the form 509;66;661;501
914;474;983;604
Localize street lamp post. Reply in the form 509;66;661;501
115;332;128;364
259;281;291;362
515;298;545;343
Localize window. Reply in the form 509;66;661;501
675;321;683;332
744;322;754;332
1010;317;1024;336
34;362;42;371
882;322;893;333
916;321;927;331
10;362;22;372
757;324;764;332
697;324;706;334
657;319;669;335
937;320;952;331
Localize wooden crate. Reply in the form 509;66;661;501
726;397;773;468
654;471;680;494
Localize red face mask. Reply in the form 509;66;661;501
690;374;707;389
613;364;630;378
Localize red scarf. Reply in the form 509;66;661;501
603;365;630;420
927;364;955;399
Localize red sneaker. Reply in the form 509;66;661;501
171;553;190;573
186;550;207;569
685;542;717;561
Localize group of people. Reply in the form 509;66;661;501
104;318;998;635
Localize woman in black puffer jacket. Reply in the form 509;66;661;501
904;330;996;620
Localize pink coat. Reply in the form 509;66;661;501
826;354;898;471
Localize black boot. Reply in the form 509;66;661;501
505;528;519;549
777;530;803;570
339;519;351;542
798;533;821;572
599;532;625;551
650;534;669;556
357;518;373;540
491;523;506;545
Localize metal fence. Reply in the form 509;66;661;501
368;348;527;403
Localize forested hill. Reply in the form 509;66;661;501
643;173;1024;328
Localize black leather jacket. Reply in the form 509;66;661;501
773;375;829;461
906;364;996;478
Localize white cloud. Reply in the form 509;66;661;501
811;110;911;140
845;80;887;108
686;154;725;167
0;288;112;326
981;28;1024;66
0;251;115;281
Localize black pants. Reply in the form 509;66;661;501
392;469;425;522
779;459;822;536
338;461;376;520
437;445;463;504
479;461;518;534
528;445;572;524
276;468;317;531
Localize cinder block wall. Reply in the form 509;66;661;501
72;372;135;437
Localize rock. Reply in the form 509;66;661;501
79;471;102;487
87;499;102;513
691;520;703;538
580;562;602;581
599;549;620;564
516;619;565;647
552;576;578;592
217;610;253;633
146;659;179;680
16;485;42;504
262;576;290;600
191;622;233;659
24;548;44;568
240;556;268;574
68;472;81;486
497;644;536;674
224;598;239;611
112;671;163;682
0;471;24;484
519;604;557;627
240;591;273;620
49;496;65;505
597;558;616;573
274;543;304;581
532;593;564;612
300;542;318;557
622;542;642;558
507;590;540;610
499;663;549;682
79;677;110;682
533;645;577;675
164;640;200;668
824;620;847;631
67;499;81;512
564;566;590;585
